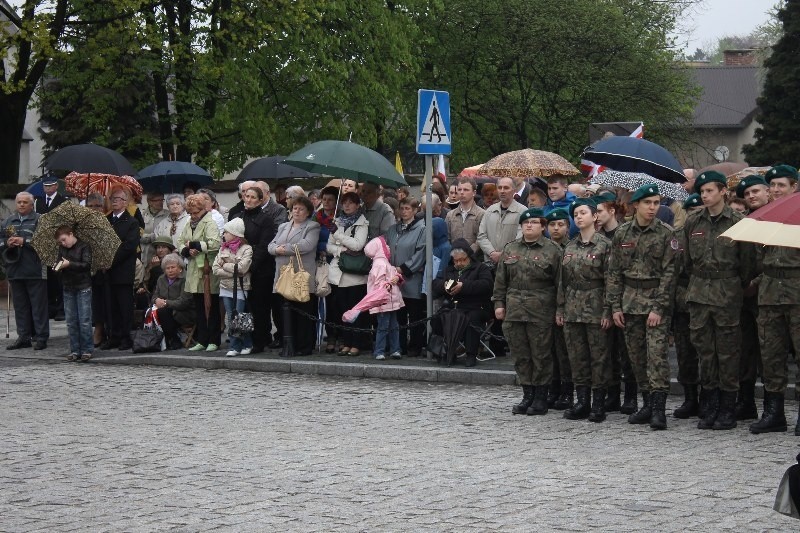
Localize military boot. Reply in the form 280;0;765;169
564;385;591;420
649;391;667;430
698;387;710;419
512;385;535;415
554;382;574;410
526;385;549;415
673;385;699;419
713;390;738;430
604;384;621;412
546;380;561;408
588;388;607;423
697;388;720;430
620;382;638;415
628;391;651;424
735;381;758;420
749;391;788;434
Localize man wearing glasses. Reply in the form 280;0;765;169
101;187;141;351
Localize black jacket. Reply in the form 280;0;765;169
236;206;277;278
35;193;68;214
432;260;494;312
58;240;92;290
107;211;140;285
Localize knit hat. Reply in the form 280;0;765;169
223;217;246;238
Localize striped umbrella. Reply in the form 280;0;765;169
64;172;143;202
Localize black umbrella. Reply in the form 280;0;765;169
45;143;136;176
236;156;314;182
581;136;686;183
439;308;470;367
138;161;213;193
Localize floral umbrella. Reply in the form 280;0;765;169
590;170;689;202
30;201;121;274
478;149;580;179
65;171;143;202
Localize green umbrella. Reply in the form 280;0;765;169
283;140;407;187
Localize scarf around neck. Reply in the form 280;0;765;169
337;208;363;231
221;236;242;254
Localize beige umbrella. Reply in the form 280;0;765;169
727;166;771;189
719;193;800;249
478;149;580;179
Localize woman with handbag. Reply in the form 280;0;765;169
180;194;222;352
327;191;370;356
268;196;320;355
213;218;254;357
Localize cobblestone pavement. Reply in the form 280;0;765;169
1;359;799;531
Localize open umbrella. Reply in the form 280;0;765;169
237;156;315;182
478;149;580;180
581;137;685;183
720;192;800;248
727;166;770;189
30;201;121;274
283;140;407;187
64;171;143;202
590;170;689;202
45;143;136;176
138;161;213;193
438;307;470;367
458;164;486;177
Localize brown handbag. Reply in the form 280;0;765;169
275;245;311;302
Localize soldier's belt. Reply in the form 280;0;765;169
623;278;660;289
526;280;555;289
692;269;738;280
572;279;604;290
764;267;800;279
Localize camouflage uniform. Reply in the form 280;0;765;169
673;231;698;385
683;206;755;392
493;236;562;386
558;232;612;387
551;240;571;387
607;218;677;392
756;245;800;393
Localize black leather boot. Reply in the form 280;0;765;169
697;388;720;430
749;391;788;434
588;388;607;423
620;382;638;415
713;390;738;430
554;382;574;410
512;385;534;415
546;380;561;408
604;384;621;412
673;385;699;419
649;391;667;430
564;385;591;420
527;385;549;415
628;391;651;424
698;387;709;419
735;381;758;420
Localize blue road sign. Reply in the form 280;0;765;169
417;89;451;155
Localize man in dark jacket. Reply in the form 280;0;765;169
101;187;141;351
432;238;494;367
1;192;49;350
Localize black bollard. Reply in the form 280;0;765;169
281;301;294;357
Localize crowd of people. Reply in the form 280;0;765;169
1;166;798;436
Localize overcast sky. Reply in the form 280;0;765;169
678;0;777;52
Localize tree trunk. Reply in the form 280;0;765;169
0;92;31;184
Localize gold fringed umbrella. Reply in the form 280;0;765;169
478;149;580;180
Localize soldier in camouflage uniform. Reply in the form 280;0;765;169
494;207;563;416
749;241;800;436
545;208;573;411
557;198;613;422
683;171;755;430
607;184;677;430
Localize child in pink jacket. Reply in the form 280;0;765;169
364;236;404;360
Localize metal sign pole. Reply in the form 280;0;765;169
424;155;434;355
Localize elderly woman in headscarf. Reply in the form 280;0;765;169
179;193;221;352
326;191;370;356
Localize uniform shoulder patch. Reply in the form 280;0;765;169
670;238;679;250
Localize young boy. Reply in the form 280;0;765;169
55;225;93;361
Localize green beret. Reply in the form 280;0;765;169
630;183;660;203
568;198;596;219
682;193;702;210
544;208;569;223
735;175;768;198
694;170;727;193
766;164;798;183
152;236;177;250
519;207;545;224
594;191;616;204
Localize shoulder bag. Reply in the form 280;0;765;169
338;225;372;275
275;245;311;302
315;259;331;298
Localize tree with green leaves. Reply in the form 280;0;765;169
742;0;799;166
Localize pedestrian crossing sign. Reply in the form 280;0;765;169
417;89;451;155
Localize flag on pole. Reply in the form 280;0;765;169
582;123;645;178
395;151;404;178
631;122;644;139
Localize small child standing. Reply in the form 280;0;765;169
363;236;404;360
212;218;253;357
55;225;93;361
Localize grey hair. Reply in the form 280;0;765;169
161;253;184;270
16;191;34;202
285;185;306;199
165;193;185;206
450;247;470;258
